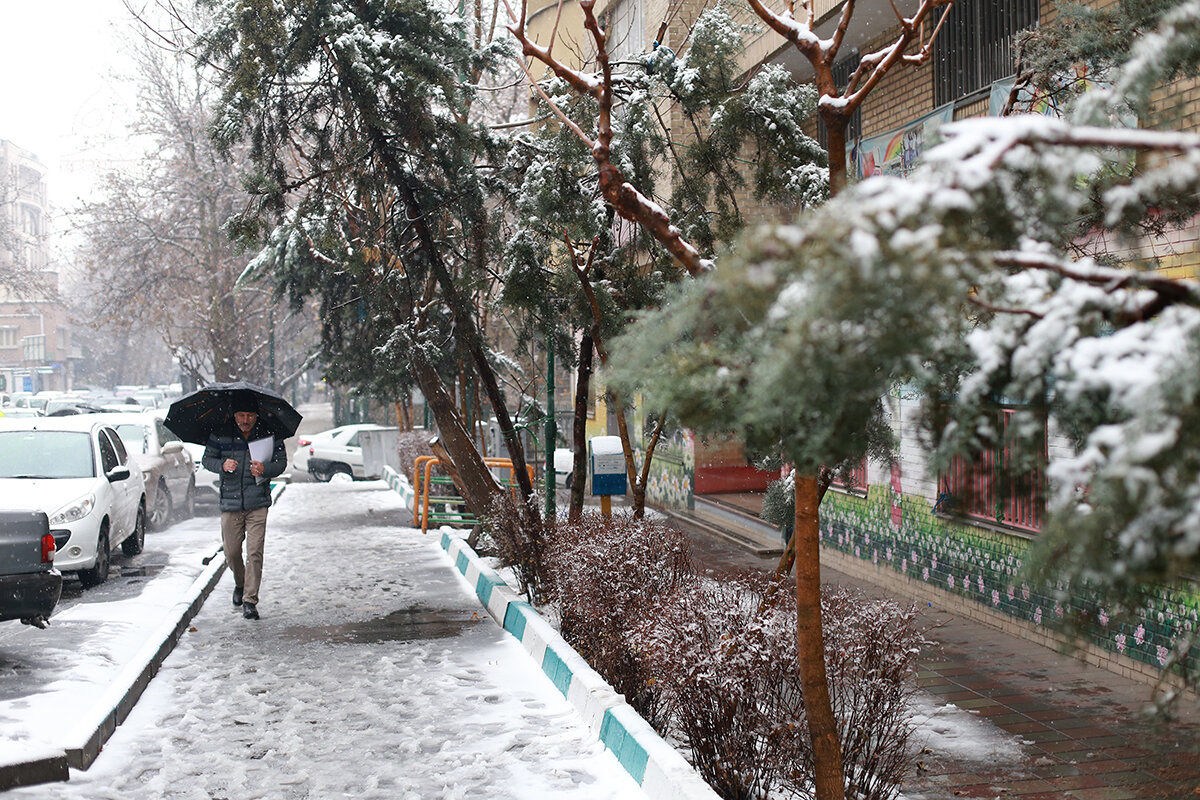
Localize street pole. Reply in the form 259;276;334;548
545;336;556;522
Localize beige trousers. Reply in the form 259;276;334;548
221;507;269;605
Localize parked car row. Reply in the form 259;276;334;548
0;416;148;599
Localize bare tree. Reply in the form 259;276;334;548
74;37;305;387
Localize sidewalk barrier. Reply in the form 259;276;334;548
0;480;289;791
381;465;414;509
413;458;534;534
435;529;721;800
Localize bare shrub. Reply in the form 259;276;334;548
483;493;553;602
822;587;925;800
637;577;924;800
636;572;804;800
395;430;440;478
546;512;693;730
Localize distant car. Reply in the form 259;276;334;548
44;399;106;416
554;448;575;488
181;442;220;507
299;424;391;481
97;414;195;529
0;416;147;588
0;407;42;418
0;510;62;628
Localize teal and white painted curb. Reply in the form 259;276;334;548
437;530;721;800
381;465;415;509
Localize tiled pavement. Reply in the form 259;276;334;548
675;520;1200;800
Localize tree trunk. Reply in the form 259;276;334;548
569;331;593;522
794;473;844;800
412;355;500;515
822;110;850;199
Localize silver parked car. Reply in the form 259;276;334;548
94;413;196;529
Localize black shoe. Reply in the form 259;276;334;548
242;602;259;620
233;586;244;607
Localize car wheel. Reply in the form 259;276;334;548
330;463;353;482
311;466;333;483
122;503;146;556
178;479;196;520
150;480;172;530
79;525;110;588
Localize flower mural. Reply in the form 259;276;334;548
818;485;1199;678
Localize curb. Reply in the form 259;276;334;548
381;465;414;509
437;530;720;800
0;481;288;790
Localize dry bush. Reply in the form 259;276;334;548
546;512;693;729
395;430;440;477
483;493;553;602
637;577;924;800
636;572;804;800
822;587;925;800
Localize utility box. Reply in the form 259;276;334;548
589;436;627;496
360;427;400;480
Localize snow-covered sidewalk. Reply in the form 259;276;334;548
10;481;643;799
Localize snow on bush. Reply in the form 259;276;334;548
634;575;924;800
546;512;693;729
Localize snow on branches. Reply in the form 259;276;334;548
614;3;1200;634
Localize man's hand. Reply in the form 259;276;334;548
223;458;238;473
249;460;265;477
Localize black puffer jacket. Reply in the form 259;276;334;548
202;420;288;512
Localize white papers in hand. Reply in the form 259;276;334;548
248;436;274;484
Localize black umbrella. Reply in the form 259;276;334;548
164;381;303;445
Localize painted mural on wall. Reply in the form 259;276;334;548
820;484;1200;679
631;403;695;511
852;103;954;181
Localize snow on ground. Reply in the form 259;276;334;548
907;693;1026;764
0;513;220;763
9;481;642;800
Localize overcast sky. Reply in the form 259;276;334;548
0;1;144;216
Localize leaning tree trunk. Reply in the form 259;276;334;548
411;355;500;515
569;331;593;522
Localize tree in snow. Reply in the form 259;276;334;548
189;0;545;518
617;1;1200;704
75;37;307;387
498;4;828;519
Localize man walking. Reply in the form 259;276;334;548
202;392;288;620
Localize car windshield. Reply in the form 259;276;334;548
114;424;151;455
0;431;95;479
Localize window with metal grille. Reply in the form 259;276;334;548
830;457;868;492
934;0;1039;107
818;51;863;150
937;408;1045;533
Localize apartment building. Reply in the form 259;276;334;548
0;140;79;393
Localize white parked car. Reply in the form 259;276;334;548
95;413;196;529
0;417;147;587
296;424;391;481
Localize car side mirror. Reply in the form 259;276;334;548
162;441;184;454
106;466;131;483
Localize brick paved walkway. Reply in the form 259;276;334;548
677;522;1200;800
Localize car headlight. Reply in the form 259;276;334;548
49;494;96;526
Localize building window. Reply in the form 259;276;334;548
0;327;16;348
830;457;868;493
934;0;1039;107
937;408;1045;533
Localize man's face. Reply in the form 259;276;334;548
234;411;258;435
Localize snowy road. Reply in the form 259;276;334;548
10;481;642;799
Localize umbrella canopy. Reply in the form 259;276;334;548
164;381;303;445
